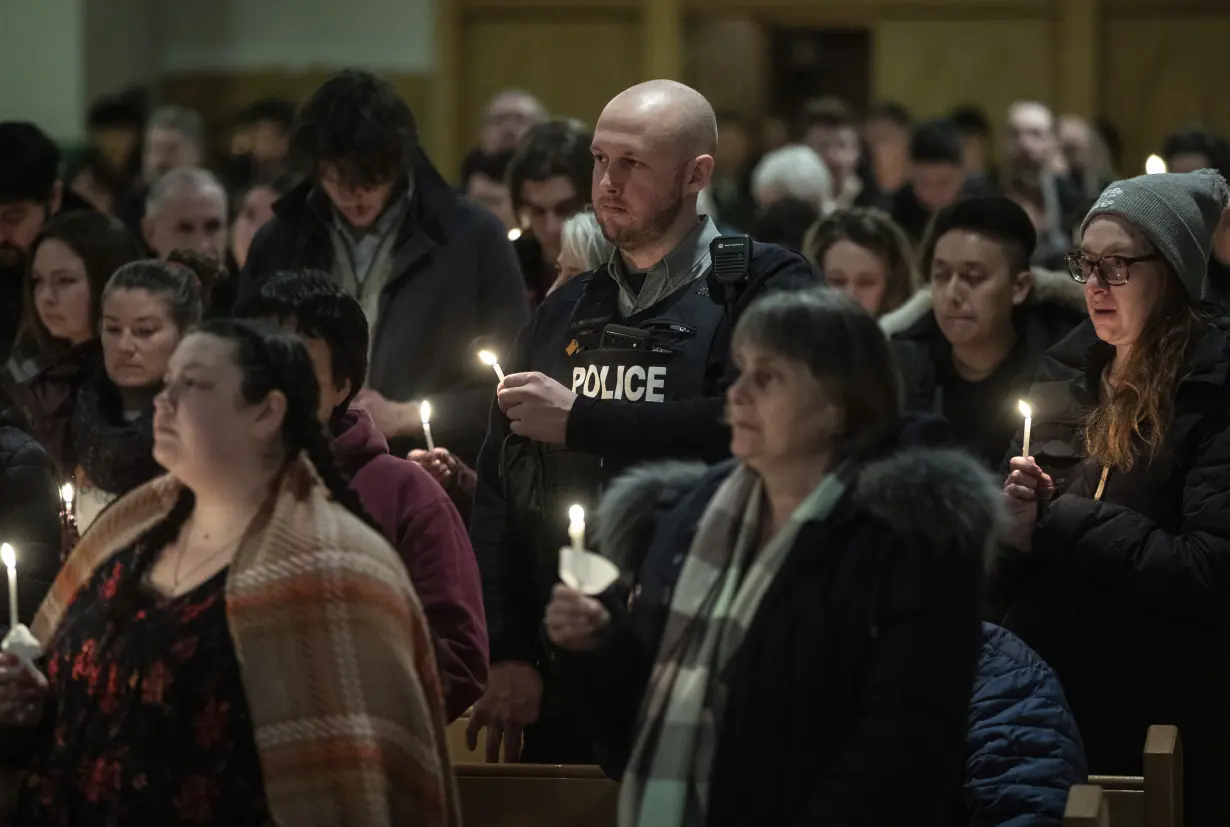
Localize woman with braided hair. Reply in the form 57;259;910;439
0;319;458;826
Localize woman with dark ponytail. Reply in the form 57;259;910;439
72;249;224;532
0;319;459;826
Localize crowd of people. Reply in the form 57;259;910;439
0;64;1227;826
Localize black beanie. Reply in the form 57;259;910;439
922;195;1038;275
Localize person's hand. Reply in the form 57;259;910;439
408;448;460;489
545;584;611;651
354;389;422;439
0;654;48;728
1002;456;1054;552
497;372;577;445
466;661;542;763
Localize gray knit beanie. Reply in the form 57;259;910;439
1081;168;1229;300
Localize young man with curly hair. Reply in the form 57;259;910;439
241;69;529;465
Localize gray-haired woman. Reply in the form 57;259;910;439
547;211;615;297
546;287;998;826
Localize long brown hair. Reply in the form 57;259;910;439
1083;268;1205;471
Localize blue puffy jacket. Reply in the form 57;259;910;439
964;623;1088;826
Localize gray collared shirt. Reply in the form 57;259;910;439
331;187;411;289
606;216;723;316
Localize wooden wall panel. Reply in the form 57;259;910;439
1100;15;1230;175
872;18;1055;124
460;13;642;142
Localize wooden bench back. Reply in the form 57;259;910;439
455;763;619;827
1066;785;1111;827
1085;725;1183;827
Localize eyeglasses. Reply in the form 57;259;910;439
1065;252;1160;286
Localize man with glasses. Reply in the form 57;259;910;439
889;195;1086;468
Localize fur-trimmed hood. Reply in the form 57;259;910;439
594;447;1006;575
879;266;1086;338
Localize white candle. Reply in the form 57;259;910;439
1018;400;1032;458
420;400;436;452
568;504;585;551
2;544;16;630
60;483;74;511
478;350;506;383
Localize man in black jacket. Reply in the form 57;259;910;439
241;69;529;465
466;79;818;764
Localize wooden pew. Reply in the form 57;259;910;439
1087;725;1183;827
1066;785;1111;827
455;763;619;827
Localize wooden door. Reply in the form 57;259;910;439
460;10;644;143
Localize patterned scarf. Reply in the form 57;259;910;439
618;462;848;827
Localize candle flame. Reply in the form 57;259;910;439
60;482;74;506
419;400;432;424
568;504;585;526
1145;154;1167;175
478;350;499;367
507;227;523;241
1018;400;1032;418
1;544;14;570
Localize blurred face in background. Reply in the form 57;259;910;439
1006;103;1057;170
0;192;57;269
251;119;290;168
806;124;861;184
821;240;888;316
466;173;517;231
930;228;1030;351
913;161;966;214
102;288;182;390
522;176;584;262
715;121;751;177
143;127;201;187
31;239;94;345
144;183;228;260
864;116;911;192
231;185;280;269
482;92;544;154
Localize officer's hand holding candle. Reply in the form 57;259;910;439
497;372;578;445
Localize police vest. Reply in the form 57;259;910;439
502;269;727;598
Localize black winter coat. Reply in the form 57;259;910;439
241;154;530;465
0;417;63;628
556;427;995;827
994;316;1230;826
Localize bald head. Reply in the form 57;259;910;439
599;80;717;160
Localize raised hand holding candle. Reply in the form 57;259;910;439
1019;400;1032;457
478;350;506;383
568;504;585;551
420;401;436;452
2;544;16;631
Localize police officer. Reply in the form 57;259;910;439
467;80;818;763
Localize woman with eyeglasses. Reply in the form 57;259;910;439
998;169;1230;825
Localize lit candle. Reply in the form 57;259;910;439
60;482;74;518
420;400;436;452
2;544;16;631
1145;154;1167;175
1019;400;1032;458
478;350;506;383
568;504;585;551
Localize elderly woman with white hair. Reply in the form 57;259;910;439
751;145;837;218
547;210;616;296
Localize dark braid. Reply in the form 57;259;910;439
106;488;196;623
287;402;382;534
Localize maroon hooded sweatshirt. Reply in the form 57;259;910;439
333;406;488;721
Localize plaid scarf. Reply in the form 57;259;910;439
618;463;848;827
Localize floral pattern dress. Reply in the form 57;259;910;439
15;545;272;826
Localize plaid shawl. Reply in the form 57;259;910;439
618;463;848;827
29;453;461;827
